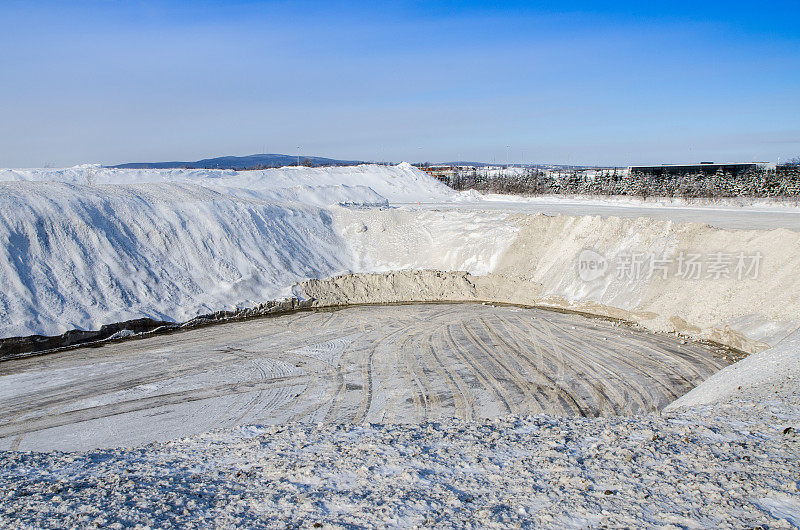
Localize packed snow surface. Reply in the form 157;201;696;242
440;193;800;230
0;303;728;451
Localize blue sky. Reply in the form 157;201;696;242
1;1;798;167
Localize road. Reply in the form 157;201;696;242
403;197;800;230
0;303;729;451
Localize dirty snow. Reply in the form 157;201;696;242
1;382;797;528
669;329;800;409
329;209;800;351
0;303;729;452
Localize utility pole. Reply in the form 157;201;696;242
297;146;301;166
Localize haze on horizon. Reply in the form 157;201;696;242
1;0;798;168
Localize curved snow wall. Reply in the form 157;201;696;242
326;207;800;353
0;163;453;340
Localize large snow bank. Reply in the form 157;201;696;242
0;162;453;204
1;161;799;351
0;182;351;337
332;208;800;352
0;163;454;338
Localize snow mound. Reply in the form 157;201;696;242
2;161;799;353
0;163;455;338
332;207;800;352
0;182;351;338
0;163;453;204
668;330;800;409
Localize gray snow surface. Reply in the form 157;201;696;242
1;376;798;528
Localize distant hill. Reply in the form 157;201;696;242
110;153;364;170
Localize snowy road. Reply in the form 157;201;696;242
0;304;728;452
402;197;800;230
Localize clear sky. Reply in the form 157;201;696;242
1;1;798;167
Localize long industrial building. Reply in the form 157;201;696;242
629;161;774;177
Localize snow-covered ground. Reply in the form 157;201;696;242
418;192;800;230
1;375;797;528
1;163;799;527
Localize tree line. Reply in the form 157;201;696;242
445;164;800;200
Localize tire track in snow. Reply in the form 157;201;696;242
487;313;586;416
0;303;731;451
445;321;514;416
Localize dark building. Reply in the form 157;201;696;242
629;162;773;178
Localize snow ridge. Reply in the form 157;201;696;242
0;162;454;203
0;182;350;337
0;164;450;338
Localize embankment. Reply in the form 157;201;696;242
326;207;800;353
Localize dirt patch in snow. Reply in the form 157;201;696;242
2;269;752;362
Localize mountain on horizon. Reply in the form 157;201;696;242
110;153;364;170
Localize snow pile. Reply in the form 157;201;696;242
331;208;800;352
1;164;799;526
332;207;520;275
0;162;453;204
669;329;800;409
243;184;387;208
1;160;798;353
0;163;454;338
0;182;351;338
